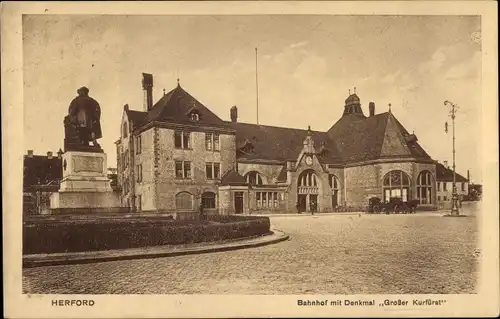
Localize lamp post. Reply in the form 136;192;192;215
444;100;460;216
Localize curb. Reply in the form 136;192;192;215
23;229;289;268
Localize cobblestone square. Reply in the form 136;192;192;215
23;208;478;294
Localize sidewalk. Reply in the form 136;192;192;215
23;229;289;268
254;211;463;218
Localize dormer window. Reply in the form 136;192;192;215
190;112;200;122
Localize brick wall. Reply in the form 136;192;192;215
154;128;236;211
134;128;156;211
344;161;438;208
344;164;380;207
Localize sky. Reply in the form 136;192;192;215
23;15;482;182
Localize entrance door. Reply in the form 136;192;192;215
234;192;244;214
297;194;307;212
310;194;318;213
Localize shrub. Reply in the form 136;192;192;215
23;215;271;254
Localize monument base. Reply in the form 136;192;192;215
59;176;113;192
50;150;125;214
50;192;123;214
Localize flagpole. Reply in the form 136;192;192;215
255;47;259;125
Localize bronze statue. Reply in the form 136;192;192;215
64;87;103;152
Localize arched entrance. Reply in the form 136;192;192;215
297;169;320;212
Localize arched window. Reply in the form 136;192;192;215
383;170;411;203
329;174;341;207
175;191;193;210
201;192;216;209
245;171;263;186
122;122;128;138
298;170;318;187
417;171;433;204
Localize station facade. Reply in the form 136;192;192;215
115;74;438;214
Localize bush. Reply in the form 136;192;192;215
23;215;271;254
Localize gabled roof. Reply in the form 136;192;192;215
125;109;147;128
327;112;432;163
220;169;248;186
227;122;343;164
436;163;468;182
145;84;229;128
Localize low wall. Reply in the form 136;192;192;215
23;215;271;254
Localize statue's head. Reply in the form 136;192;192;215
77;87;90;96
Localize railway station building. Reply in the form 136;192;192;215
115;74;438;215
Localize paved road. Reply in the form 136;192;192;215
23;212;478;294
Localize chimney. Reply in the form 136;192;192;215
444;160;448;168
27;150;34;158
467;169;470;182
47;151;53;159
369;102;375;117
141;73;153;112
230;105;238;122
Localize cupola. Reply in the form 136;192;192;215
342;87;365;118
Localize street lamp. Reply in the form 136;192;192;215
444;100;460;216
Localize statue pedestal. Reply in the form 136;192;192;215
50;151;123;214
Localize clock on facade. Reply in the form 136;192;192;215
305;155;313;166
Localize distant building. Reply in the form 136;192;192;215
23;150;63;214
115;74;439;215
435;161;469;207
23;149;118;214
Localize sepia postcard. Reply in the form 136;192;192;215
2;1;499;318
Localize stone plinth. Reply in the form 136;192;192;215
50;151;123;213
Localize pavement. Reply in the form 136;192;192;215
22;213;481;296
22;229;289;268
23;209;479;294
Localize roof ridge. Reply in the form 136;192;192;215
377;113;391;158
229;121;327;133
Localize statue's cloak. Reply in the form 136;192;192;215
68;95;102;139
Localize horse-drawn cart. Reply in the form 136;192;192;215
367;197;419;214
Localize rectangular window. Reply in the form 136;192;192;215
214;163;220;179
184;161;191;178
174;131;182;148
438;196;441;201
175;161;192;179
437;182;440;191
136;135;142;154
174;131;191;149
443;183;447;191
214;134;220;151
205;133;220;151
183;132;191;149
175;161;183;178
206;162;213;179
444;196;448;201
205;162;220;179
461;183;465;191
136;164;142;182
205;133;213;150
